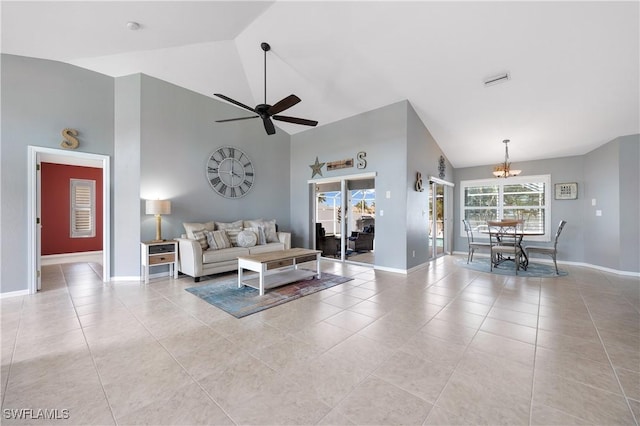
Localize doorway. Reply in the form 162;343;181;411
27;146;111;294
312;172;376;265
428;176;454;259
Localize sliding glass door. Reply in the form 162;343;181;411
313;175;375;265
428;177;454;259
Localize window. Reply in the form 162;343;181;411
461;175;551;241
70;179;96;238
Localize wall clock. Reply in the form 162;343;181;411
206;146;255;198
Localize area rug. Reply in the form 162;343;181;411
185;271;352;318
457;257;568;277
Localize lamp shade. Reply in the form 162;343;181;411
145;199;171;215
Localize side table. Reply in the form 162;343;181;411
141;240;178;283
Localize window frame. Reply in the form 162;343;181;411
460;174;551;242
70;178;96;238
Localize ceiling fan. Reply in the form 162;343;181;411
214;42;318;135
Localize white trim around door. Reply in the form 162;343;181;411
27;146;111;294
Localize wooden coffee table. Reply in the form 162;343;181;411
237;248;322;295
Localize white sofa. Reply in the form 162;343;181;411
176;220;291;282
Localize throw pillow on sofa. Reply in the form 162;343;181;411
205;230;232;250
236;230;258;248
244;226;266;245
244;219;278;243
191;230;209;250
184;221;215;239
215;220;243;246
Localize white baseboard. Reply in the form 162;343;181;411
0;289;30;299
41;251;102;265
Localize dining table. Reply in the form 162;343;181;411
480;220;545;270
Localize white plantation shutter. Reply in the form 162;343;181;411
70;179;96;238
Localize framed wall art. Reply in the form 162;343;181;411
554;182;578;200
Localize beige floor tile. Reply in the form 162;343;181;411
374;350;454;403
420;318;478;346
292;320;354;350
101;357;195;419
537;315;600;341
400;331;468;366
488;305;539;328
530;403;592;425
115;382;233;425
616;367;640;401
493;297;539;315
535;346;623;394
469;330;536;366
436;369;531;425
317;409;356;425
480;316;538;344
324;309;378;332
455;348;534;397
3;258;638;426
533;369;635;425
327;333;395;374
346;299;392;319
334;377;433;425
249;334;325;372
285;352;371;407
423;405;470;425
536;328;609;363
433;307;486;329
629;398;640;423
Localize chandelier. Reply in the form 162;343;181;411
493;139;521;178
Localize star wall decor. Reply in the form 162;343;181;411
309;156;325;178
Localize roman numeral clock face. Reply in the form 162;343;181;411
206;146;255;198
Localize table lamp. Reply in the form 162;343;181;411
145;199;171;242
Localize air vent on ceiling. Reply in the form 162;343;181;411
484;72;511;87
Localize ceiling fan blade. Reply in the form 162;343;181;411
215;116;259;123
214;93;256;113
272;115;318;127
268;94;301;115
262;117;276;135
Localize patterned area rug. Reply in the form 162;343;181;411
457;257;568;277
185;271;352;318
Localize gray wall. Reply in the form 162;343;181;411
454;135;639;274
406;103;454;269
0;55;292;291
290;101;454;272
618;136;640;272
454;155;586;264
583;135;639;272
137;75;291;244
291;101;408;271
113;75;142;277
1;54;114;293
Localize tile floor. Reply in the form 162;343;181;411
1;256;639;425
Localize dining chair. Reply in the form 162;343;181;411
525;220;567;274
462;219;490;263
487;220;523;274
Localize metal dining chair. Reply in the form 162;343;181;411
487;220;523;274
462;219;490;263
525;220;567;274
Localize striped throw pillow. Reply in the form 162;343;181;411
205;230;231;250
191;230;209;251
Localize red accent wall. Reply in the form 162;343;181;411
41;162;103;255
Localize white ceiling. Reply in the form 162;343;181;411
2;1;638;168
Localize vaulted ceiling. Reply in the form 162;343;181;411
2;1;638;168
